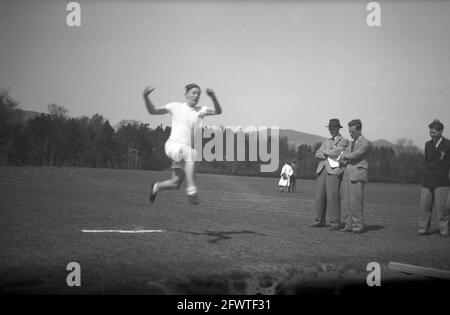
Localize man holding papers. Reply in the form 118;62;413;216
339;119;371;234
311;119;349;230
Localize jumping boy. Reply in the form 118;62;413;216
143;84;222;204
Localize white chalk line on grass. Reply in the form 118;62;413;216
82;229;165;233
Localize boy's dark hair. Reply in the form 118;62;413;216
185;83;201;93
348;119;362;131
428;119;444;131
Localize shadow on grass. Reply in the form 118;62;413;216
364;225;386;232
429;228;448;235
178;230;267;244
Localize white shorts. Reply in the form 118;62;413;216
164;140;197;169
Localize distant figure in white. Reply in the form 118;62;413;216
143;84;222;204
279;161;294;192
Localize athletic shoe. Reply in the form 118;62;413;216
188;193;200;205
440;233;449;238
417;230;429;236
149;182;157;203
351;229;364;234
340;227;352;232
329;226;341;231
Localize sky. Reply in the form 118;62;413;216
1;0;449;146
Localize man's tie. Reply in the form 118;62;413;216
351;140;356;151
329;136;336;149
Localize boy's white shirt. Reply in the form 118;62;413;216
163;102;208;146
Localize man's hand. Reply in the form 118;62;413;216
206;88;216;98
143;86;156;97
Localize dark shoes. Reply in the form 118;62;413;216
149;184;200;205
311;223;363;233
310;223;326;228
188;193;200;205
417;230;449;238
149;182;157;203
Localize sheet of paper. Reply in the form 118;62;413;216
327;152;343;169
327;157;340;168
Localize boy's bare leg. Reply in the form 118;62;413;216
184;159;200;204
150;168;185;203
184;159;196;195
157;169;185;190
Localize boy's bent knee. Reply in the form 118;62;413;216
172;176;184;189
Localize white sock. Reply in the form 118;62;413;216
186;186;197;196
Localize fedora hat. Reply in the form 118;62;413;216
326;119;343;129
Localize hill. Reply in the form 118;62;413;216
279;129;397;150
279;129;326;148
371;139;396;149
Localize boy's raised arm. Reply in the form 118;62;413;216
204;88;222;116
143;86;169;115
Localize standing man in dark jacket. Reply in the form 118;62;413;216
418;119;450;238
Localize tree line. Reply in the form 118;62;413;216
0;87;425;183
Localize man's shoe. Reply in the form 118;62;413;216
329;226;341;231
339;227;352;232
352;229;364;234
310;223;326;228
440;233;449;238
188;193;200;205
417;230;429;236
149;182;157;203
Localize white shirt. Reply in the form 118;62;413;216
163;102;208;146
281;164;293;177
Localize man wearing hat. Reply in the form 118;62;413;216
311;119;349;230
418;119;450;238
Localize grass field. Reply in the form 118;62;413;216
0;166;449;294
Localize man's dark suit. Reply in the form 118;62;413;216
418;137;450;236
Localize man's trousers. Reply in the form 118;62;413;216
314;170;342;227
341;179;365;232
418;186;450;235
